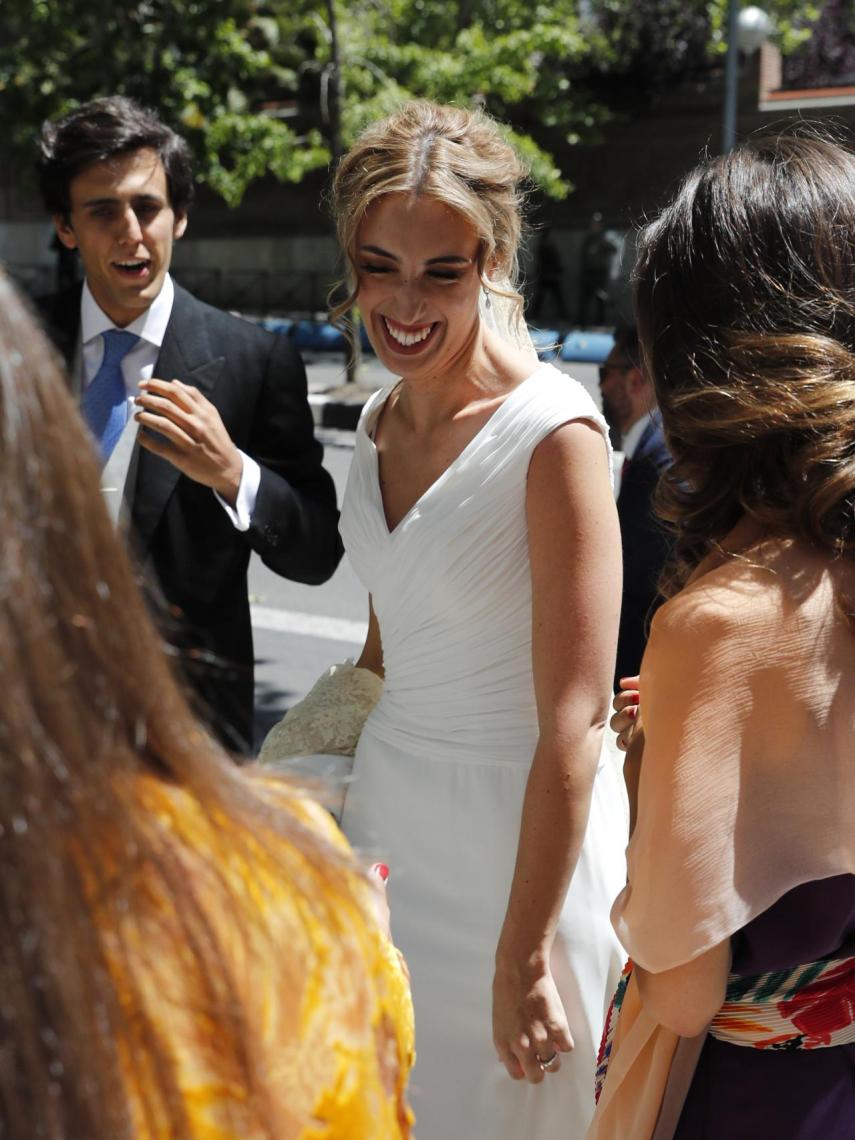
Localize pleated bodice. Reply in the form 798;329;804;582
340;363;610;762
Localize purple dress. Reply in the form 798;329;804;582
674;874;855;1139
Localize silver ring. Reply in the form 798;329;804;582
537;1051;559;1072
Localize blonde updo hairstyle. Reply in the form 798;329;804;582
330;100;528;336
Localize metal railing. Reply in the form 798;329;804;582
172;267;334;316
5;261;56;299
3;260;334;317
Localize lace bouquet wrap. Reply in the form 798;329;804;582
258;661;382;817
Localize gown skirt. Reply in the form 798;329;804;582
339;365;628;1139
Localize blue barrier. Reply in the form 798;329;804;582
559;330;615;363
290;319;348;351
251;316;376;355
247;316;615;366
257;317;293;335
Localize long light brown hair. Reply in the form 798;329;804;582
634;132;855;614
329;100;529;332
0;270;360;1137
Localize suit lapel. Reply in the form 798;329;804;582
131;285;226;550
154;284;224;398
632;412;664;464
632;421;656;463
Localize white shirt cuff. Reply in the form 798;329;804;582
214;451;260;531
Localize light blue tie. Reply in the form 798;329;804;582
82;329;139;464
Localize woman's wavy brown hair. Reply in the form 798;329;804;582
635;131;855;613
329;100;529;335
0;270;361;1137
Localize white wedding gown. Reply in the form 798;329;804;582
339;363;627;1139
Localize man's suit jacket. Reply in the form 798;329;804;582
615;413;671;688
40;282;343;752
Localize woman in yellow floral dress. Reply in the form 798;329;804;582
0;266;413;1140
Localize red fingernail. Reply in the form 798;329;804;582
628;706;637;719
371;862;389;882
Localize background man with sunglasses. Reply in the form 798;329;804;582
599;324;672;688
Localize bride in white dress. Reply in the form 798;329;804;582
329;102;627;1139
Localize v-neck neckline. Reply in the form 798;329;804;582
363;364;545;537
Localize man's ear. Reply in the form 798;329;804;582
630;366;657;411
173;212;188;240
626;365;647;393
53;214;77;251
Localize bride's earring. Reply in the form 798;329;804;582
483;286;492;310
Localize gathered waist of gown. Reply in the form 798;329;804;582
362;692;538;767
361;692;618;775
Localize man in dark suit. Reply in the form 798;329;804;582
599;324;672;688
37;96;342;754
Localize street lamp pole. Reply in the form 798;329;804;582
722;0;741;152
722;4;775;153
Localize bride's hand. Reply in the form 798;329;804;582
492;956;574;1083
368;863;411;983
369;862;392;939
611;674;640;751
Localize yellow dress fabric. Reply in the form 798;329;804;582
89;773;415;1139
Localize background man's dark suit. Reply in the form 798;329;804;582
615;413;671;687
41;281;343;751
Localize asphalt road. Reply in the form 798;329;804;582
250;438;367;745
250;359;605;749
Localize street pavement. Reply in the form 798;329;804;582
250;356;606;749
250;437;366;746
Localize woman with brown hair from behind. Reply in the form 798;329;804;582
0;267;413;1138
590;131;855;1139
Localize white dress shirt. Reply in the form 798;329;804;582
79;274;260;530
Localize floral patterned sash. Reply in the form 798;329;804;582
710;954;855;1050
596;953;855;1102
595;960;633;1102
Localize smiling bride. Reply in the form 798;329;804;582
267;100;628;1139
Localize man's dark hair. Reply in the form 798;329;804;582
612;322;640;368
37;96;194;219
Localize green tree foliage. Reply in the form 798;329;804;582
0;0;327;205
590;0;820;95
0;0;821;207
294;0;818;197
